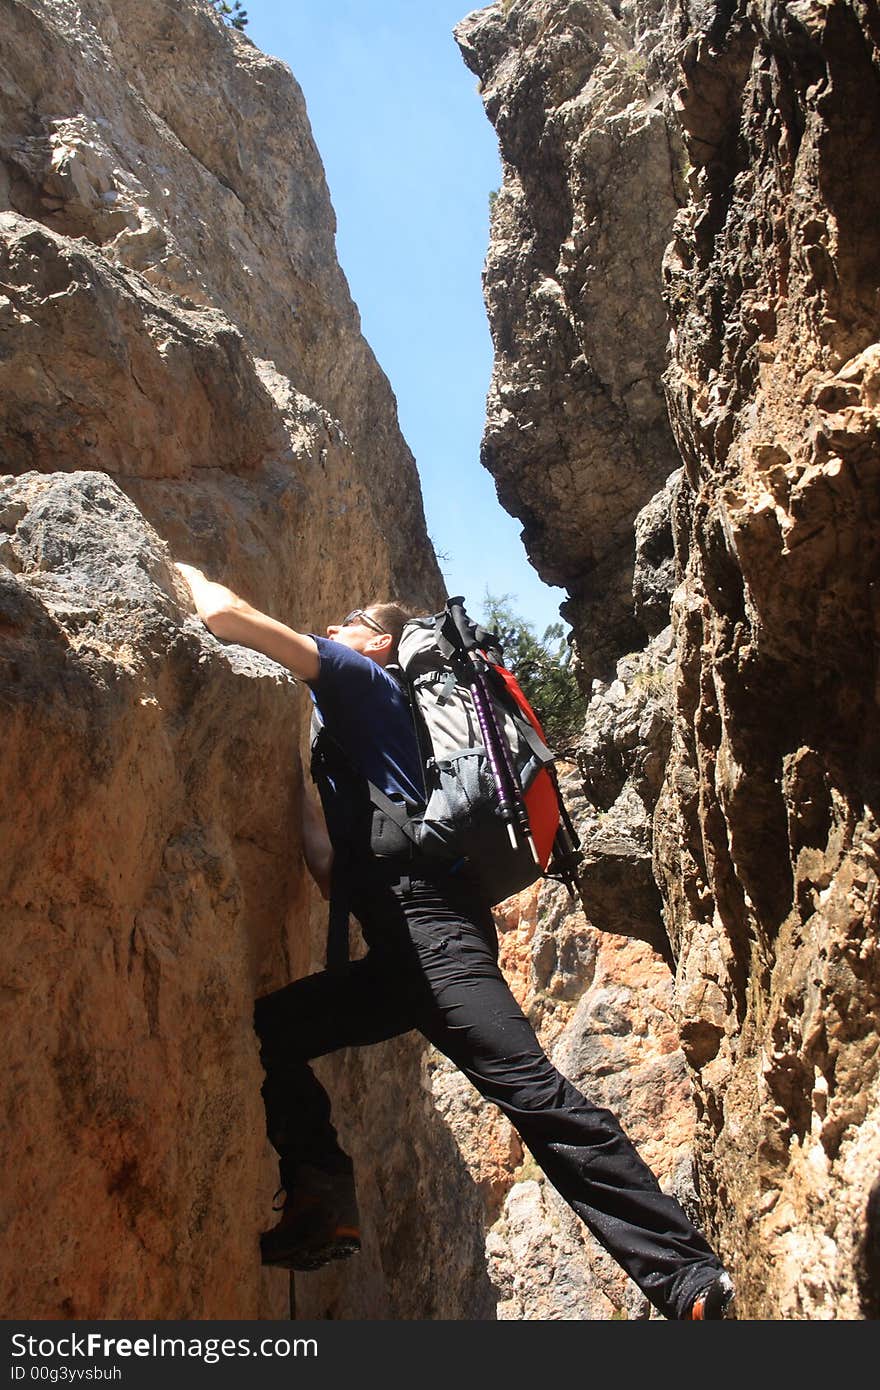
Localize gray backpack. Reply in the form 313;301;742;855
366;599;580;907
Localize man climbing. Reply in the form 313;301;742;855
175;563;735;1320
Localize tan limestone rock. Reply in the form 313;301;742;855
456;0;684;674
0;0;444;1321
463;0;880;1321
654;0;880;1319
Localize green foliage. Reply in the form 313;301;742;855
630;665;669;699
622;50;646;77
482;593;587;751
209;0;248;31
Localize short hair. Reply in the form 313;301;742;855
364;600;411;659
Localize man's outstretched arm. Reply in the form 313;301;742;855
175;563;320;683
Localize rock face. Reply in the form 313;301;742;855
457;0;685;676
0;0;438;602
5;0;879;1326
656;0;880;1321
459;0;880;1320
0;0;446;1320
1;470;301;1319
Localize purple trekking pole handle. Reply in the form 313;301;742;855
469;658;539;856
468;674;518;847
470;658;540;864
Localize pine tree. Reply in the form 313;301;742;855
482;594;586;751
209;0;248;31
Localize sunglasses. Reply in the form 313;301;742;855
341;609;388;636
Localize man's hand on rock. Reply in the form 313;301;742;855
174;562;237;627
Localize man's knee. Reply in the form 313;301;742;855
253;981;310;1057
253;987;283;1044
498;1052;575;1111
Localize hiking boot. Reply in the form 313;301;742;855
686;1271;736;1320
260;1164;361;1272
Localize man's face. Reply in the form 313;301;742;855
326;609;391;664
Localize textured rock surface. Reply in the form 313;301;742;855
0;0;446;1320
460;0;880;1321
0;0;439;604
0;0;436;592
457;0;684;676
654;0;880;1321
576;625;676;959
1;470;305;1318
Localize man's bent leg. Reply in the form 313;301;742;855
396;877;727;1320
254;951;418;1269
255;951;419;1179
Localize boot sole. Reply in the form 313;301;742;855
261;1227;361;1273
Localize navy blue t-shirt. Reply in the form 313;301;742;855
308;636;424;848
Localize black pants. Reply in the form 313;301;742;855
254;861;723;1319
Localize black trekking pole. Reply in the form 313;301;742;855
545;763;582;898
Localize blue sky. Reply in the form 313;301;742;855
240;0;566;635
